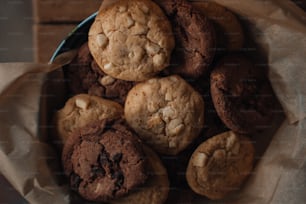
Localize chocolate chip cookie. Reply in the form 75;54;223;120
186;131;254;200
62;120;147;202
88;0;175;81
155;0;216;78
54;94;123;144
124;75;205;155
65;43;134;105
210;55;276;134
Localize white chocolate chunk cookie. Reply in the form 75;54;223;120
124;75;205;155
186;131;254;200
54;94;123;144
88;0;175;81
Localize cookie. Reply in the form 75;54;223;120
111;145;169;204
186;131;254;200
192;1;244;52
155;0;216;78
54;94;123;144
210;55;276;134
124;75;205;155
88;0;175;81
62;120;147;202
65;43;134;105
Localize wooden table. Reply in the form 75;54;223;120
33;0;102;63
33;0;306;63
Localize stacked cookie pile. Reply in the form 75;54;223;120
53;0;278;203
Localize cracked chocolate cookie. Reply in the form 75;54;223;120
111;145;169;204
192;1;244;52
210;55;276;134
54;94;123;144
62;120;147;202
186;131;254;200
65;43;134;105
124;75;205;155
88;0;175;81
155;0;216;78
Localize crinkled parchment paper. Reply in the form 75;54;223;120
0;0;305;203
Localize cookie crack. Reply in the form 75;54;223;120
159;115;168;140
218;84;267;117
97;146;125;197
130;157;145;167
194;49;206;58
218;87;232;97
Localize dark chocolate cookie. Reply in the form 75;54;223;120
62;119;147;202
192;1;244;52
210;55;276;134
65;43;134;105
156;0;216;78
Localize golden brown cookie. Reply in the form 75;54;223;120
111;145;169;204
186;131;254;200
124;75;205;155
88;0;175;81
54;94;123;144
192;1;244;52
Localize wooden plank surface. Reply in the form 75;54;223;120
34;24;76;63
33;0;305;23
33;0;102;23
33;0;306;63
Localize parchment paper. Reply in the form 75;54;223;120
0;0;305;204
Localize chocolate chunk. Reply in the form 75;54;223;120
99;151;110;167
70;173;82;190
115;171;124;187
113;153;123;163
91;166;106;178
